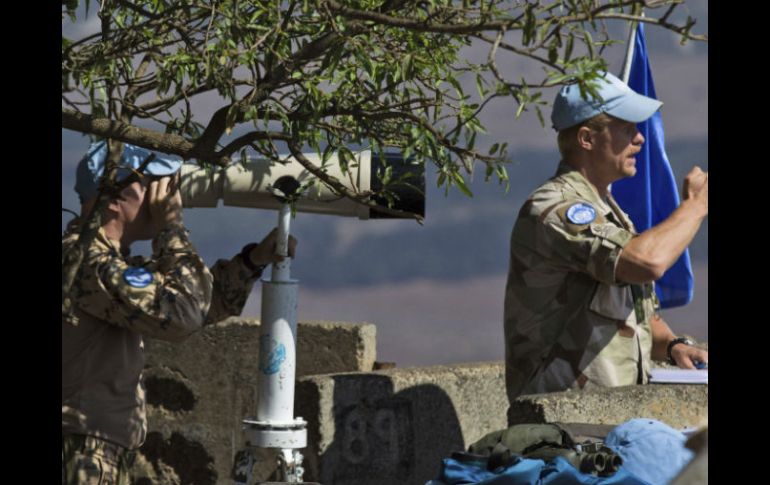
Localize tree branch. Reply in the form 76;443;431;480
322;0;706;41
62;108;203;159
194;28;351;155
219;131;292;157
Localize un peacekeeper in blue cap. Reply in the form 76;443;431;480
502;72;708;424
62;140;297;483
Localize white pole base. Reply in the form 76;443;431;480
243;418;308;449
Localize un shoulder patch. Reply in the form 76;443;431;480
566;202;596;225
123;267;153;288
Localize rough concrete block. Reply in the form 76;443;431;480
509;384;708;430
131;318;376;484
295;361;509;485
297;320;377;376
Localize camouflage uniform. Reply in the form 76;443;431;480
62;218;262;483
504;162;657;414
62;435;133;485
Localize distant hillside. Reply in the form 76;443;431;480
62;136;708;290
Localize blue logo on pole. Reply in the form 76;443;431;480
566;202;596;225
122;267;153;288
259;336;286;375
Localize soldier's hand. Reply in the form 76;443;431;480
248;228;298;266
148;175;183;232
671;343;708;370
683;166;708;215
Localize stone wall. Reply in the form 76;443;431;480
131;318;376;484
134;319;708;485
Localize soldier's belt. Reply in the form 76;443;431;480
64;434;136;467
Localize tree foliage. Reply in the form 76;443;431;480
62;0;705;212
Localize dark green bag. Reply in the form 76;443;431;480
465;423;622;477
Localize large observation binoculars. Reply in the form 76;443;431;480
524;443;623;477
179;149;424;219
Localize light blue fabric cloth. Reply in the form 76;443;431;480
426;455;652;485
604;418;694;485
75;140;183;201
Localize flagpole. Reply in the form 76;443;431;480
620;9;643;83
611;6;644;193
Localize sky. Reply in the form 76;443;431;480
62;2;708;367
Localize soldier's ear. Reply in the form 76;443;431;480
105;196;124;214
80;194;120;218
577;126;593;150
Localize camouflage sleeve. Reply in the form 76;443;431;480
535;199;634;285
75;225;213;342
205;254;262;325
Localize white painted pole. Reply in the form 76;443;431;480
254;203;302;429
620;11;643;83
272;203;292;282
256;280;298;423
244;202;306;483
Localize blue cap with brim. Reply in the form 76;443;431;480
75;140;183;202
550;71;662;131
605;418;694;485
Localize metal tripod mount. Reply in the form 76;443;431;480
242;177;307;483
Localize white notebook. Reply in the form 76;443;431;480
649;368;708;384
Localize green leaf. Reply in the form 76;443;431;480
564;33;574;62
583;30;595;58
548;72;573;85
522;5;536;46
467;131;476;150
401;53;412;80
475;74;486;98
548;44;558;65
382;165;393;185
515;101;526;119
448;76;463;97
453;171;473;197
322;144;335;165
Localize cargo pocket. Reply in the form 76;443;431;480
588;283;636;337
70;451;105;485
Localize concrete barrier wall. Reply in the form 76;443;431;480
296;362;509;485
134;319;708;485
131;318;376;484
508;384;708;430
295;363;708;485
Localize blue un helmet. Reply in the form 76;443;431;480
74;140;183;203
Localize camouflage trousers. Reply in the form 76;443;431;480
62;434;135;485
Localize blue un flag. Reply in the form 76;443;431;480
611;23;694;308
